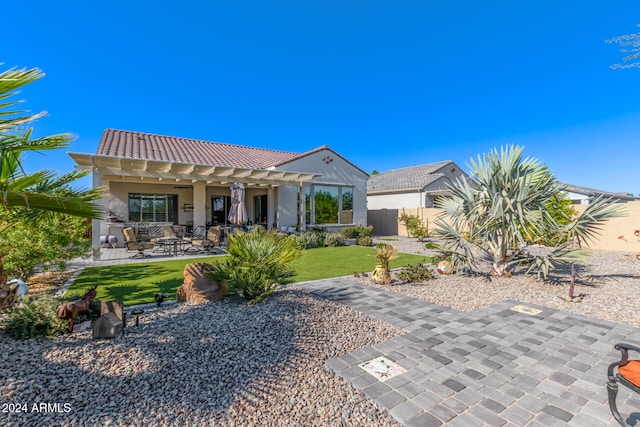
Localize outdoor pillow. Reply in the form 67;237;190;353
163;225;177;238
619;360;640;388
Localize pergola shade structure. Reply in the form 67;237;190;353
69;153;319;188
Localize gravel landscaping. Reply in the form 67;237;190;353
0;290;401;427
1;236;638;426
369;236;640;329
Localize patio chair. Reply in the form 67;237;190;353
123;227;154;258
184;225;216;253
607;342;640;426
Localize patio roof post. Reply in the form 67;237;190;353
193;182;207;227
267;187;275;230
299;182;306;232
92;169;105;261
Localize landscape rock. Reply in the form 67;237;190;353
176;263;224;303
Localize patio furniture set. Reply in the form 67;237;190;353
122;223;228;258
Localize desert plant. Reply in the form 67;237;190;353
398;212;428;240
2;295;68;339
340;226;359;238
323;232;345;247
374;243;398;286
1;213;91;279
434;145;625;278
396;263;435;283
355;236;373;247
291;231;324;249
340;225;372;239
211;228;300;304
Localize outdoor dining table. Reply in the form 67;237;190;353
157;237;185;256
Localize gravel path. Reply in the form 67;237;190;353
370;236;640;328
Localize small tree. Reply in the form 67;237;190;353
434;145;625;278
398;211;428;241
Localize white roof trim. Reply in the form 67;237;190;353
69;153;321;186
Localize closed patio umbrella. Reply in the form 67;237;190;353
228;182;248;225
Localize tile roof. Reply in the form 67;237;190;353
96;129;302;169
367;161;455;194
559;183;637;201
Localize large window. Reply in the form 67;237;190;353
304;185;354;225
211;196;231;225
128;193;178;223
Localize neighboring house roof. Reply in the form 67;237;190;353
97;129;302;169
367;161;459;194
559;183;637;201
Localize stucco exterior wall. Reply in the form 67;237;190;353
278;149;369;228
366;163;467;210
368;192;421;210
391;201;640;252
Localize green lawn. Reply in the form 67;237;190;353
67;246;428;306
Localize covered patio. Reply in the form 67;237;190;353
70;152;319;260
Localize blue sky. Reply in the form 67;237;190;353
4;1;640;193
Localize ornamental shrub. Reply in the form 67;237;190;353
2;295;68;340
355;236;373;246
341;225;372;239
396;263;435;283
323;232;345;247
291;231;324;249
211;228;301;305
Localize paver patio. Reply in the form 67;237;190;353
298;278;640;426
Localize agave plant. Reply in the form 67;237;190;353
434;145;625;278
212;227;301;304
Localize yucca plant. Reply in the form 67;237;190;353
434;145;625;278
211;228;301;304
373;243;398;286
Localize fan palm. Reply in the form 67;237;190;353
0;65;103;287
434;145;625;278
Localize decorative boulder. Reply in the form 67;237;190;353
176;263;224;304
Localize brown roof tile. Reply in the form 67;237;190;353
97;129;302;169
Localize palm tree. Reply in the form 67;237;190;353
0;65;103;289
433;145;624;278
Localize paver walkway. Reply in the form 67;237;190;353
297;277;640;426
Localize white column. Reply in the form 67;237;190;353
193;182;207;227
299;183;306;231
267;187;275;230
92;169;105;261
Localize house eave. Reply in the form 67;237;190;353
69;152;321;187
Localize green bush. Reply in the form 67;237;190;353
2;295;68;340
398;212;428;240
1;214;91;280
396;263;435;283
211;228;301;305
340;226;358;239
341;225;372;239
323;232;345;247
355;236;373;246
292;231;325;249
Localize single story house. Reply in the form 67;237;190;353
367;161;469;209
70;129;369;254
559;183;637;205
